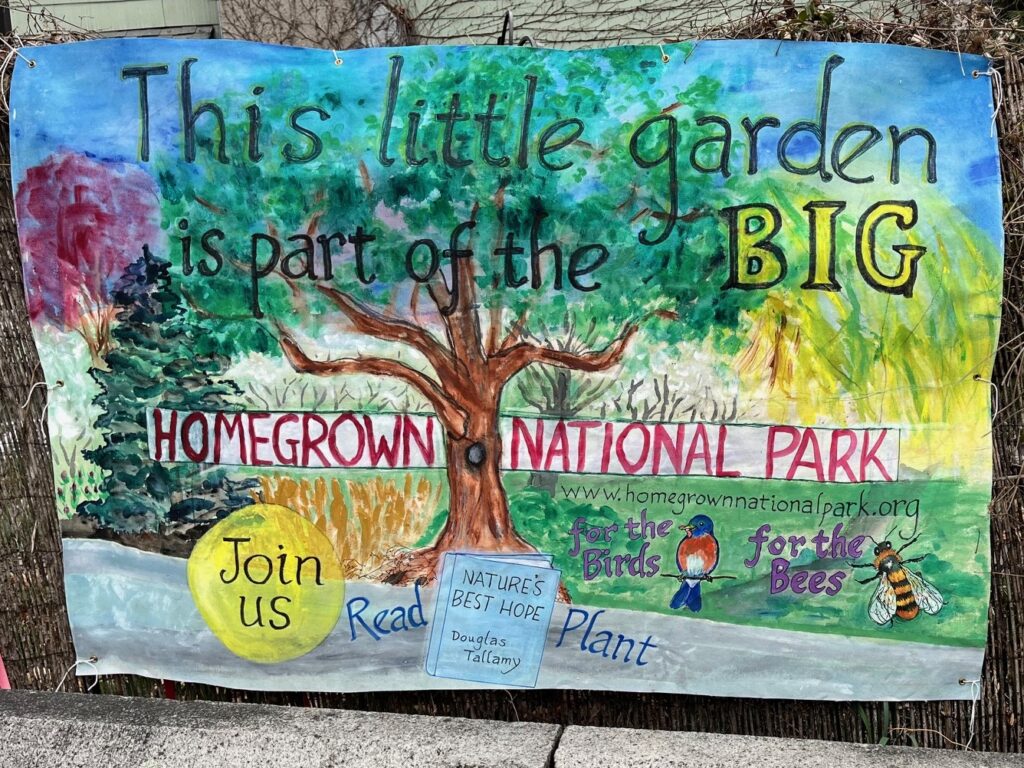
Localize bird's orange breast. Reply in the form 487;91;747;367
676;535;719;575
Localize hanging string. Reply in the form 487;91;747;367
55;656;100;693
973;374;999;420
972;66;1003;138
0;37;36;69
0;38;35;113
20;379;64;429
20;379;64;408
504;689;520;721
959;677;982;750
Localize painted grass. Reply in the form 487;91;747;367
240;465;989;649
504;472;989;649
253;471;442;580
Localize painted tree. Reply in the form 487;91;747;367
83;245;255;533
510;315;619;493
15;152;162;364
156;47;769;585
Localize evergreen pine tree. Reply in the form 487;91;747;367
83;245;254;533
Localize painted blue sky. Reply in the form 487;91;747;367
10;37;1002;245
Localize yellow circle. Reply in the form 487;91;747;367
187;503;345;663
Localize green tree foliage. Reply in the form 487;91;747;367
156;48;768;359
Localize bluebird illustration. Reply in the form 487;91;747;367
670;514;720;612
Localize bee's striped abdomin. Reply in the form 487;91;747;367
888;566;920;620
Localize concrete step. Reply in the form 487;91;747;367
556;724;1024;768
2;690;1023;767
0;690;560;767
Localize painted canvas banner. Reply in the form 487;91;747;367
10;38;1001;700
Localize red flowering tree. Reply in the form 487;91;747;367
16;152;161;364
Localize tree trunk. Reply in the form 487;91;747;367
276;280;634;606
381;395;571;600
383;399;534;586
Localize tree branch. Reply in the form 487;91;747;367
316;284;459;385
492;324;639;383
498;309;529;352
449;202;486;371
275;324;468;435
419;206;487;377
423;271;466;374
516;379;549;413
486;185;508;355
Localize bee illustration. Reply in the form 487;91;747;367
850;536;945;625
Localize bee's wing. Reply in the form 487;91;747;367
906;570;945;615
868;577;897;625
